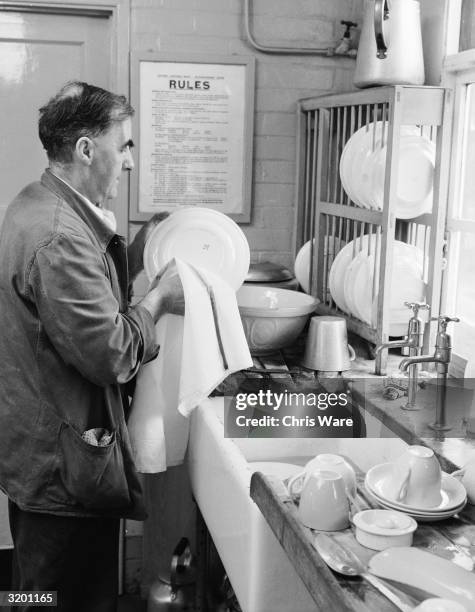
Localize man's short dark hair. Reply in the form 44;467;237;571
38;81;134;163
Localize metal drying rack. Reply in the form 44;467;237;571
294;86;453;374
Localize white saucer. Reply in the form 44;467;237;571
365;487;466;522
366;484;467;515
365;463;467;512
143;206;250;290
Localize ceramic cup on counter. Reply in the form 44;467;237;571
291;469;350;531
452;455;475;504
302;316;355;371
388;445;442;508
287;453;357;498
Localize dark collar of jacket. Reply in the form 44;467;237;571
41;168;118;253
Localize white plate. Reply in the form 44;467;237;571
143;207;250;290
294;240;313;293
352;122;391;210
344;248;374;324
356;123;420;211
360;246;424;332
369;547;475;610
365;487;466;521
330;236;425;334
365;463;467;512
371;134;435;218
294;237;346;294
359;147;383;210
328;237;369;312
340;125;373;208
340;122;433;217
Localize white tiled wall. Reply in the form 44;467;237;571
129;0;364;297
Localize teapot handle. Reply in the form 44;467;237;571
374;0;390;59
170;537;192;592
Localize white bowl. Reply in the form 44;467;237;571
237;285;319;355
352;509;417;551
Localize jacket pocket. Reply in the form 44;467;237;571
50;421;131;511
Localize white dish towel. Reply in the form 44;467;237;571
128;258;252;473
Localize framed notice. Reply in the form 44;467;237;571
130;53;255;223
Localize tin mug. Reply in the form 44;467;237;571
302;316;355;371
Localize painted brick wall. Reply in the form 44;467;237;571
129;0;364;297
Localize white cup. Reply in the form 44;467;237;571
287;453;357;498
389;445;442;508
289;469;350;531
452;456;475;505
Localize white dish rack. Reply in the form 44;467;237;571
294;86;453;374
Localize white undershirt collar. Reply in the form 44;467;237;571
50;172;117;234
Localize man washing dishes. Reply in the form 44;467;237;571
0;81;185;611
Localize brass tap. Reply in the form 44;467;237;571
399;315;460;431
375;302;429;409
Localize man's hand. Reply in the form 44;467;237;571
127;212;170;281
139;260;185;323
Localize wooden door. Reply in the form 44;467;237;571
0;2;113;551
0;7;112;226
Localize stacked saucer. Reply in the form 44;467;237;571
365;462;467;522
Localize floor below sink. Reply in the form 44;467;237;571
118;595;147;612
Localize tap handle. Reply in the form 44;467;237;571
404;302;430;318
431;315;460;332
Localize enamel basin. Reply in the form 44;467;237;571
187;397;409;612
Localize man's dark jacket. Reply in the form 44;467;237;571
0;170;158;518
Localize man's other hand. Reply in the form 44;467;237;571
127;212;170;280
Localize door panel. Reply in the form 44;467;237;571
0;10;111;224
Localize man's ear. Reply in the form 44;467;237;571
75;136;94;165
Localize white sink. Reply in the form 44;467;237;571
187;397;408;612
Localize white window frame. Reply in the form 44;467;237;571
441;49;475;376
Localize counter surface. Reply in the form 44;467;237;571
250;465;475;612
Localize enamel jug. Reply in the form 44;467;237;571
147;538;195;612
354;0;425;88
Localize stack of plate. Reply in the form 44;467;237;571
365;463;467;521
328;235;426;336
340;122;435;218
